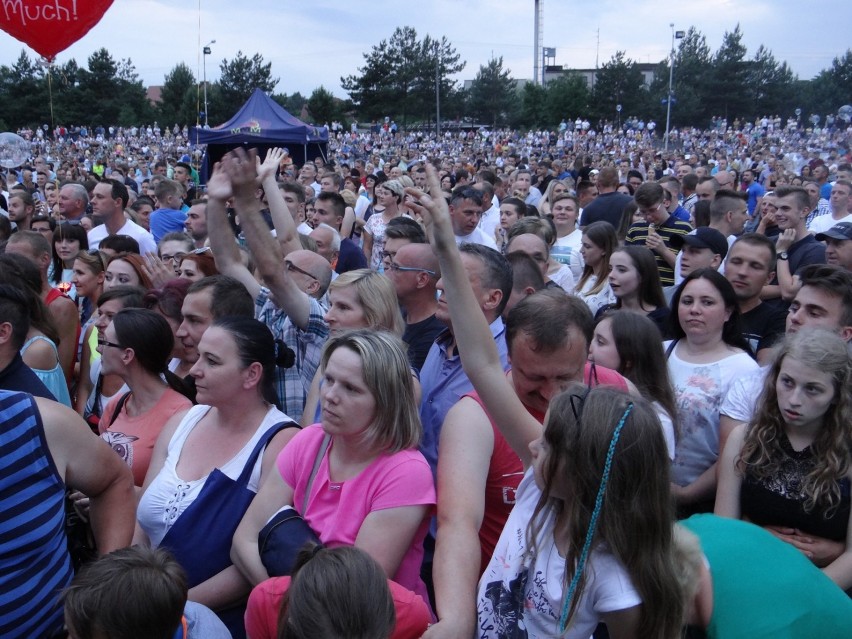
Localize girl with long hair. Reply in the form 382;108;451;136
590;310;678;458
574;221;617;315
598;245;670;337
178;249;219;282
666;268;758;514
716;328;852;590
104;252;153;291
50;222;89;297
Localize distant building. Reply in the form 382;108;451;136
543;64;658;88
146;86;163;105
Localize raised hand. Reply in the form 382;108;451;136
403;164;454;248
257;147;285;182
206;161;233;202
223;147;260;201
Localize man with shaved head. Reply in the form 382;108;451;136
385;242;442;372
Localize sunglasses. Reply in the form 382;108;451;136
285;260;317;281
387;261;437;276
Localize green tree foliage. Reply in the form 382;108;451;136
272;92;307;116
592;51;648;121
341;26;465;125
0;51;45;127
306;86;342;124
805;49;852;115
705;25;750;120
467;57;515;126
159;63;197;127
747;45;797;117
516;82;547;128
545;74;590;125
215;51;278;121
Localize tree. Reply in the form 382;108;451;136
467;57;515;126
341;27;464;125
545;74;590;126
747;45;796;119
306;86;341;124
159;63;197;126
806;49;852;115
272;91;307;116
592;51;649;121
0;51;46;127
516;82;547;128
705;25;750;120
216;51;278;121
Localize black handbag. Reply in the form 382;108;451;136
258;434;329;576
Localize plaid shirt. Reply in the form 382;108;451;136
255;287;329;422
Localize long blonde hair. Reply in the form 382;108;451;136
738;329;852;516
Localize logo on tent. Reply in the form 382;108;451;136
231;119;262;136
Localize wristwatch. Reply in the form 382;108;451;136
778;251;789;261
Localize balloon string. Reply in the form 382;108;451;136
47;66;55;132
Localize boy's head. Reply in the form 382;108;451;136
63;547;187;639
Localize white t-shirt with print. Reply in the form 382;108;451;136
477;469;640;638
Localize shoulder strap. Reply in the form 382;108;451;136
236;420;298;484
665;339;679;360
302;433;331;514
107;392;132;428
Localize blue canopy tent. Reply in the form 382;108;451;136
191;88;328;182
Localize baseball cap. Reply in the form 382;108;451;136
815;222;852;242
671;227;729;259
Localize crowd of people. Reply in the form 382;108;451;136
1;113;852;639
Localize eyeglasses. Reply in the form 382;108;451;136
387;261;437;276
97;338;124;350
160;252;187;264
380;250;397;262
285;260;318;281
639;201;666;217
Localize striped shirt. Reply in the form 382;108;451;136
0;391;74;638
625;216;693;285
255;287;329;422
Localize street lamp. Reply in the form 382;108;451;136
664;25;684;152
203;40;215;128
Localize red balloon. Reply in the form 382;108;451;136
0;0;114;61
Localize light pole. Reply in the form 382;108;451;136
435;39;441;138
664;25;684;152
203;40;215;128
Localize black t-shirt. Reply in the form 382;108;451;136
403;314;445;373
580;192;634;229
740;302;786;356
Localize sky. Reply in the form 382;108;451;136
0;0;847;102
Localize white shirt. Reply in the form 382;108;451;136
477;469;640;638
808;211;852;234
88;219;157;254
455;227;498;250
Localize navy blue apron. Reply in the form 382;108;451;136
160;421;295;639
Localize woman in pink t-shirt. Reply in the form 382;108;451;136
233;329;435;604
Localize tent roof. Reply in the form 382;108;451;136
191;88;328;145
